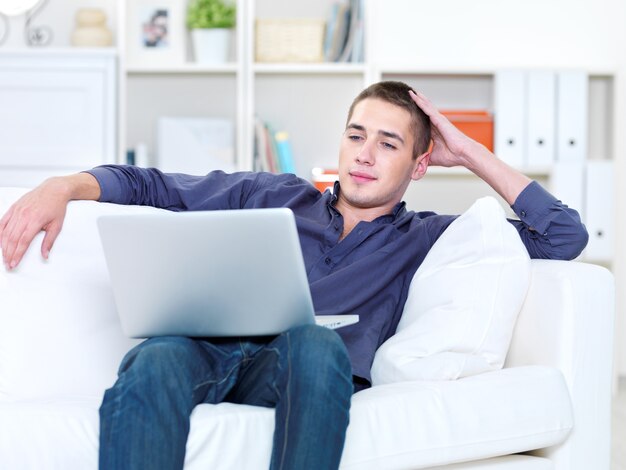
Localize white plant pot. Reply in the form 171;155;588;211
191;28;231;64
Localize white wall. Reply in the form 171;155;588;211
371;0;626;69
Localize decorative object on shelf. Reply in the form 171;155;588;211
187;0;235;64
126;0;185;66
0;0;52;47
71;8;112;47
255;18;324;63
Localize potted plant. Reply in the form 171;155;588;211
187;0;236;64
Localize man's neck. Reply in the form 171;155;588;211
334;196;396;241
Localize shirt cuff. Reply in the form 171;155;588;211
510;181;558;235
82;167;124;203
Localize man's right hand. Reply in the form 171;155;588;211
0;173;101;270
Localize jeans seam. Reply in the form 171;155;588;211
278;333;292;470
191;358;245;395
103;370;127;457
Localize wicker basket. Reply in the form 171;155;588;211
255;18;326;63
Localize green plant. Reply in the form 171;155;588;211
186;0;236;29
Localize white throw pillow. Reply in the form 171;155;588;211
0;188;166;400
371;197;531;384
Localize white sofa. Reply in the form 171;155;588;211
0;188;615;470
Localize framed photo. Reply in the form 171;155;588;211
126;0;186;66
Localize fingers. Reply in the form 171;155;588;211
0;206;15;268
409;89;436;117
3;218;42;270
41;222;62;260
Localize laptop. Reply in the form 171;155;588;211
97;208;358;338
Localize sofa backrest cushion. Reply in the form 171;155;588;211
0;188;166;400
371;196;531;384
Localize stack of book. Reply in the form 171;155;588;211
253;117;297;174
324;0;364;63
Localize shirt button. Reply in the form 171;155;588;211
325;257;332;265
521;210;527;217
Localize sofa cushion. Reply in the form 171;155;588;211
0;188;165;399
0;365;573;469
371;197;531;384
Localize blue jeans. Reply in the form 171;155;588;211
99;324;354;470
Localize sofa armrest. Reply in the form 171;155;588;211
505;259;614;470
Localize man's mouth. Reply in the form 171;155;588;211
349;171;377;183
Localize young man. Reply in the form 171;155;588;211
0;82;588;470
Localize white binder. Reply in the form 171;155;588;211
550;162;585;226
526;70;556;168
494;70;526;167
556;71;588;163
584;161;614;261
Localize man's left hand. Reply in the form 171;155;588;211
409;89;481;169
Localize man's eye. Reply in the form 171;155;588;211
382;142;397;150
348;135;363;141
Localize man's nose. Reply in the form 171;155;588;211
356;139;375;164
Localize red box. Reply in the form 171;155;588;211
440;110;494;152
311;168;338;193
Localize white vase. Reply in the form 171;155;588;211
191;28;231;64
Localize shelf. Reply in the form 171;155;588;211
0;47;118;58
253;62;366;75
126;63;239;74
426;166;552;177
377;65;617;78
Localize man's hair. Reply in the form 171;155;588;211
346;81;431;159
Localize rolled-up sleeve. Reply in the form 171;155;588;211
509;181;589;260
84;166;265;211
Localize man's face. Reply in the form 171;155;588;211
338;98;427;212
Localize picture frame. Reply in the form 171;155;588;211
126;0;187;67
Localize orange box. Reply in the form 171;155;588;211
440;110;494;152
311;168;338;193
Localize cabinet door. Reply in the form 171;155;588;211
0;54;116;185
494;70;526;168
556;70;588;163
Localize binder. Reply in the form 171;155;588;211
494;70;526;167
584;160;614;261
556;71;588;163
550;162;585;227
526;70;556;168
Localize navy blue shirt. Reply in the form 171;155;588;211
87;166;589;384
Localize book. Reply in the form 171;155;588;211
323;2;340;61
338;0;361;62
327;2;350;62
253;117;270;172
274;131;296;174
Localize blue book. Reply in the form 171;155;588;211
274;131;296;174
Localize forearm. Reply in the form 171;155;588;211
461;142;532;205
46;172;101;202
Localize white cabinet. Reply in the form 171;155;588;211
0;49;116;187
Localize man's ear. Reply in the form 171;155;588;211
411;151;430;181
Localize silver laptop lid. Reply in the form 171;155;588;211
97;208;316;338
